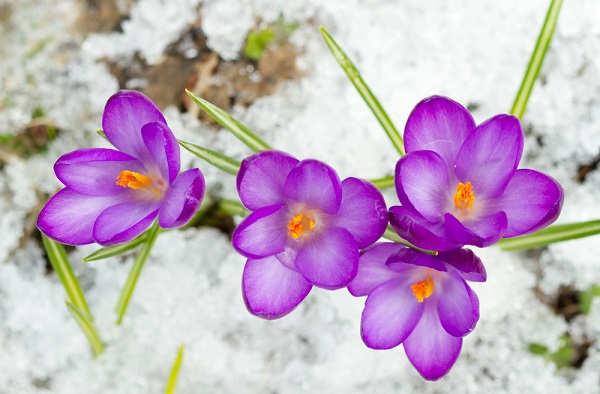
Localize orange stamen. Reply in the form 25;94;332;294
410;277;434;303
454;181;475;211
287;214;315;239
116;170;153;190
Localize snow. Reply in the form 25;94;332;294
1;0;600;392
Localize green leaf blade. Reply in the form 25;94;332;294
498;219;600;251
83;233;147;262
42;235;92;319
178;140;240;175
165;344;185;394
382;226;437;256
65;299;104;356
185;89;271;152
369;175;394;190
115;221;162;325
320;27;405;156
510;0;563;119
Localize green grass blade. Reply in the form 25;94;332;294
65;299;104;356
320;27;405;156
510;0;563;119
115;221;161;325
83;233;147;262
369;175;394;190
42;235;92;319
219;199;250;217
382;226;437;256
178;140;240;175
165;344;185;394
498;219;600;251
185;89;271;152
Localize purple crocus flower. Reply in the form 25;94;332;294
349;242;485;380
233;150;388;319
390;96;564;251
37;90;205;246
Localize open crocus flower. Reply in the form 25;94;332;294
233;150;388;319
37;90;205;246
390;95;563;251
349;242;485;380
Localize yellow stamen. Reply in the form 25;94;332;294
116;170;153;190
410;277;434;303
287;214;315;239
454;181;475;211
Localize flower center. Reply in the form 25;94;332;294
454;181;475;211
410;277;434;303
287;214;315;239
116;170;153;190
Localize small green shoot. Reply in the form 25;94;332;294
165;344;185;394
65;299;104;356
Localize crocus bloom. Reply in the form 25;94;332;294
233;150;388;319
349;242;485;380
390;96;563;251
37;90;205;246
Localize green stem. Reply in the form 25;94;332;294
165;344;185;394
42;235;92;319
320;27;405;156
510;0;563;119
369;175;394;190
115;221;161;325
382;227;437;256
219;199;250;217
83;233;148;262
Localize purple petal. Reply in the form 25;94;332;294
284;159;342;215
37;189;126;245
395;151;450;222
232;204;288;259
242;256;312;319
102;90;166;162
361;277;424;349
437;248;486;282
141;121;180;183
92;201;159;246
158;168;205;229
404;96;475;165
403;302;463;381
437;270;477;337
54;148;142;196
331;178;387;248
348;243;406;297
494;169;563;237
389;206;462;251
294;227;358;289
444;211;507;247
237;150;299;210
465;283;480;331
387;248;447;272
455;114;524;198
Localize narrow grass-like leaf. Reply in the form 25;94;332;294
498;219;600;251
320;27;405;156
165;344;185;394
185;89;271;152
116;221;161;325
382;226;437;256
510;0;563;119
83;233;147;262
178;140;240;175
65;299;104;356
42;235;92;319
580;285;600;315
219;199;250;217
369;175;394;190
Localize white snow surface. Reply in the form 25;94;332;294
1;0;600;392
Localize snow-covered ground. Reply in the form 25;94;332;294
1;0;600;392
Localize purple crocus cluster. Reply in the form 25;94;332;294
232;96;563;380
37;91;563;381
